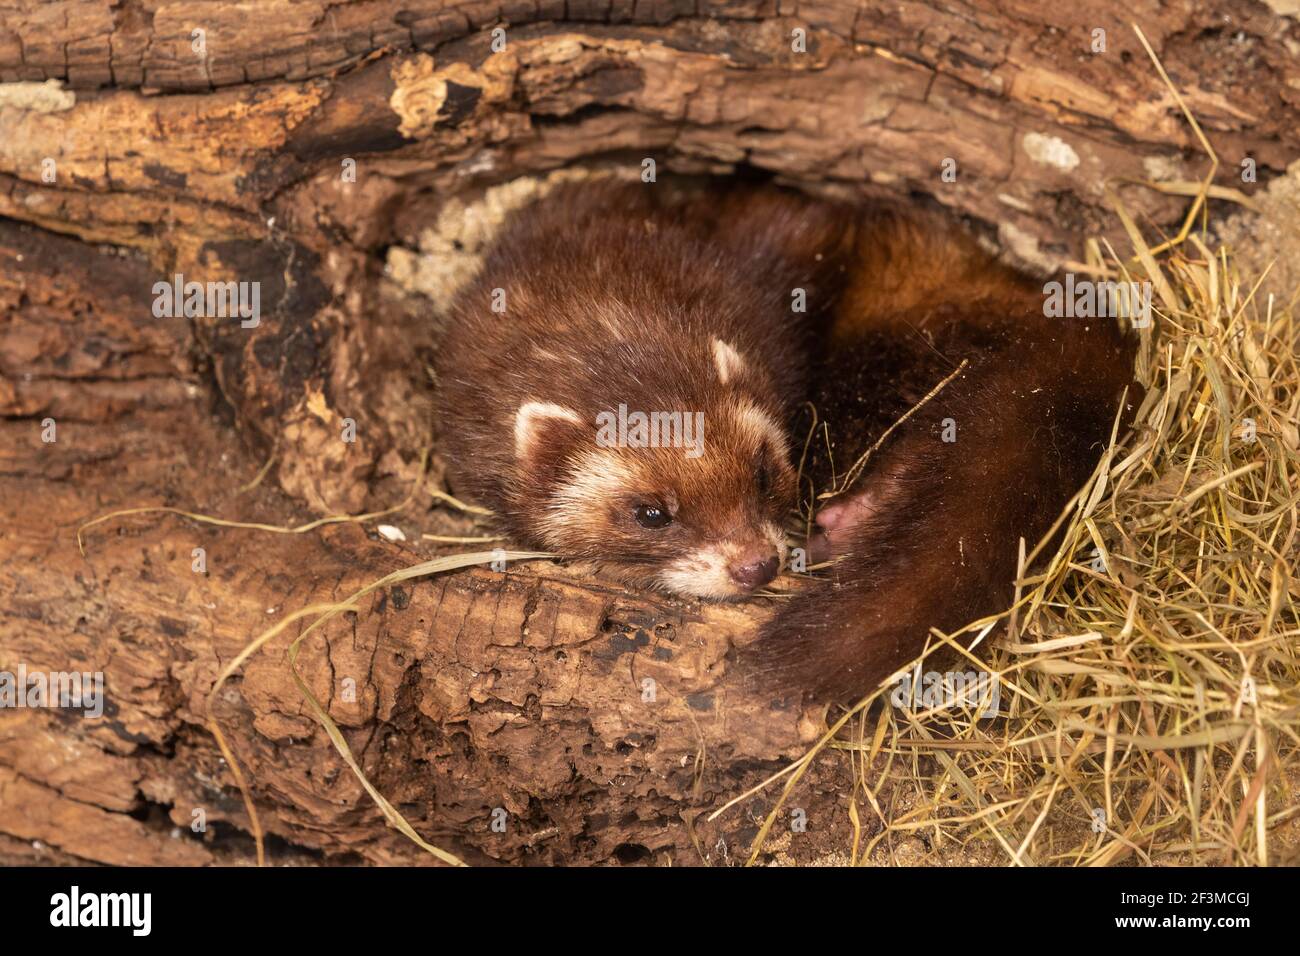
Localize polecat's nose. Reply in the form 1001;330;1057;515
730;554;779;590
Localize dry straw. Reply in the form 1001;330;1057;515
76;25;1297;869
726;25;1299;867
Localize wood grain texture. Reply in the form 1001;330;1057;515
0;0;1295;864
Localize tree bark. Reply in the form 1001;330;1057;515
0;0;1296;865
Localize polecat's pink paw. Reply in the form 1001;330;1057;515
808;489;882;562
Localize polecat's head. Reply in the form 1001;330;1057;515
511;339;797;599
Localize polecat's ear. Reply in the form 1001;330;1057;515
514;401;583;461
711;338;746;384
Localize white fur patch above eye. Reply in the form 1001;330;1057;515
537;449;636;548
711;338;746;384
733;399;790;460
514;401;582;459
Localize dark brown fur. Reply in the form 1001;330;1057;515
435;180;849;594
435;180;1138;702
729;206;1138;701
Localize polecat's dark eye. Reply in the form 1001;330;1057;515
634;504;672;529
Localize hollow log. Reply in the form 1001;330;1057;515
0;0;1296;865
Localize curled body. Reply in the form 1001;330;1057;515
736;208;1138;701
435;179;1137;702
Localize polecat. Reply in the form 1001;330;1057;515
435;180;848;598
434;179;1137;702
